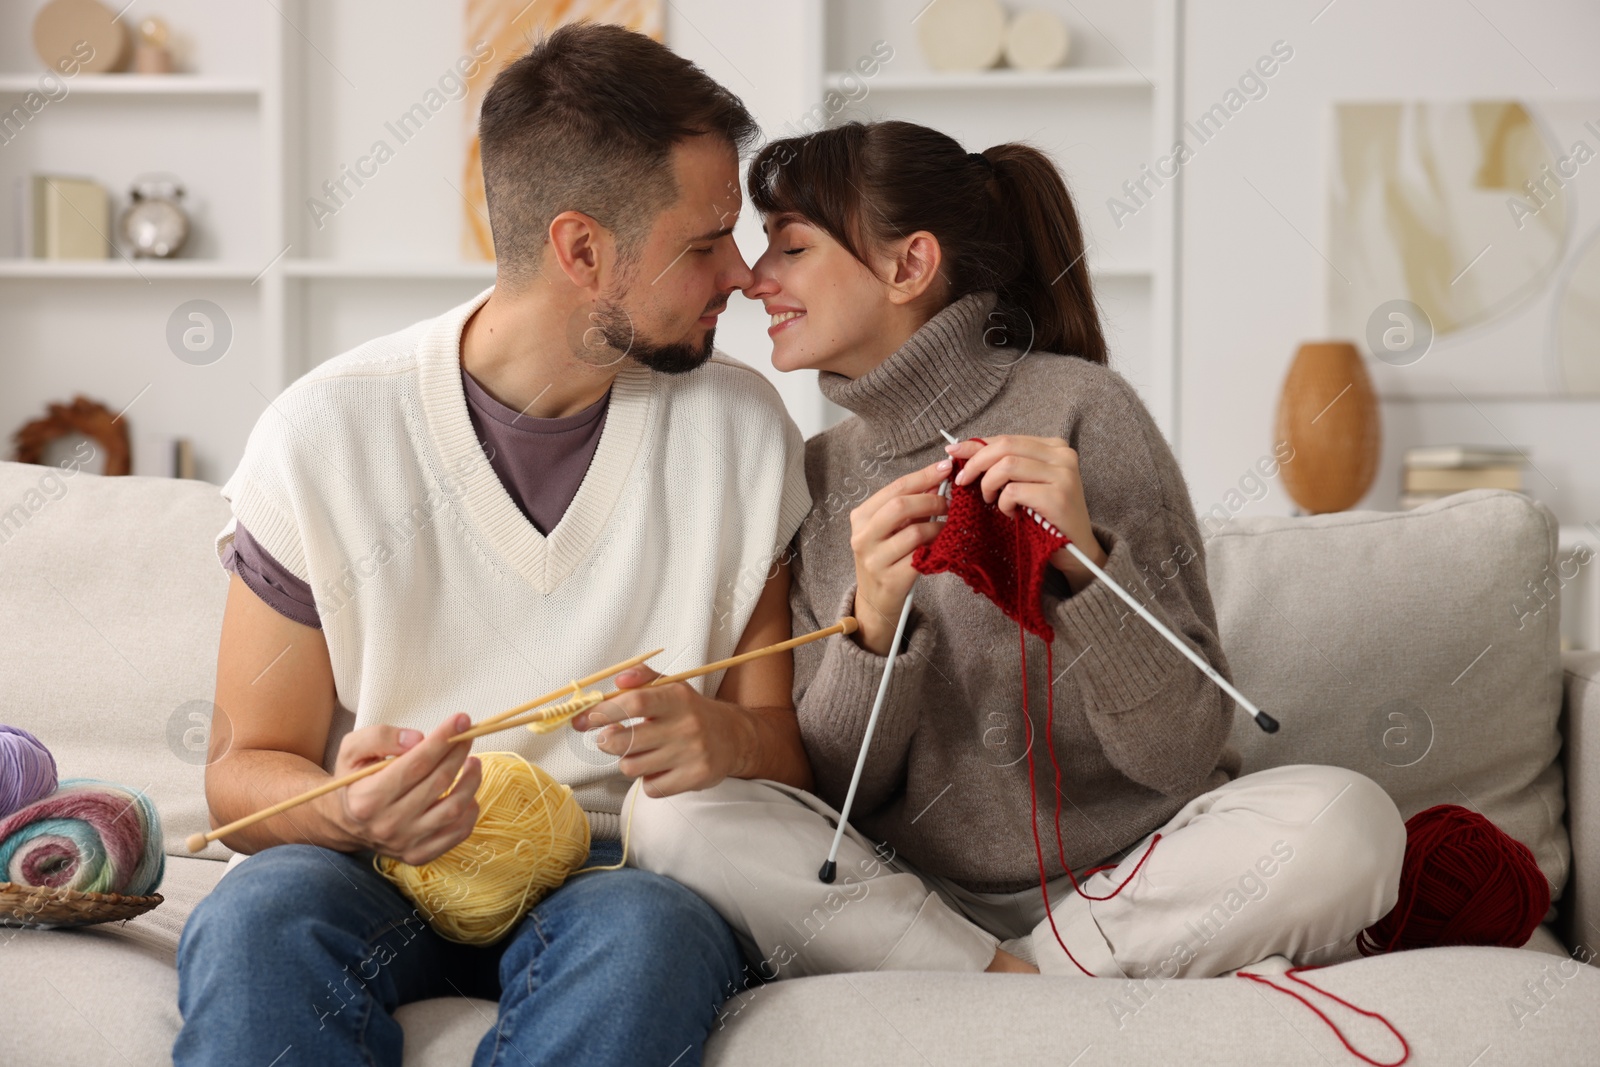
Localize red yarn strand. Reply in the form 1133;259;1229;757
1235;966;1410;1067
1040;634;1160;902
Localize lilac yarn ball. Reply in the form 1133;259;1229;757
0;725;58;820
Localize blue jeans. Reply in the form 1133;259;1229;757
173;839;743;1066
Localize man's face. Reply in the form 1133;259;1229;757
588;136;753;374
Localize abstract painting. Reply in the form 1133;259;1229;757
460;0;665;261
1328;100;1600;397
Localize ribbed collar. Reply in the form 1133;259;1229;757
817;291;1012;454
417;286;652;595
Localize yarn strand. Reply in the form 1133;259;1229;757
1235;966;1410;1067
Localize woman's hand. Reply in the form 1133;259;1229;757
944;435;1108;593
849;460;950;655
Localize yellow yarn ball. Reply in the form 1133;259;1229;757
373;751;591;946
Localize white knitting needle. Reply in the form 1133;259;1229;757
818;587;917;884
819;473;950;884
818;435;1280;882
937;429;1278;735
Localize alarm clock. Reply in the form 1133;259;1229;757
120;175;190;258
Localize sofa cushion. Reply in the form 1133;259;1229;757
0;461;235;863
0;856;228;1066
383;940;1593;1066
704;948;1599;1065
0;894;1575;1067
1208;490;1569;918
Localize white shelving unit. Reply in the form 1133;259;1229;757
281;260;497;280
0;73;260;96
822;68;1152;91
1;0;278;483
0;0;1182;484
0;0;498;483
812;0;1180;440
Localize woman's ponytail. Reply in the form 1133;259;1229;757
981;144;1107;365
749;121;1108;365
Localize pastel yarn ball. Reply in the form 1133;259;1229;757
0;778;164;895
374;752;591;946
0;725;59;820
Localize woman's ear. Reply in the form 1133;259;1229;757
546;210;614;295
884;230;943;306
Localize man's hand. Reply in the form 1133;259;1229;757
571;667;755;798
319;712;483;866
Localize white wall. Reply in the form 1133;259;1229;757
7;0;1595;528
1178;0;1600;526
664;0;830;434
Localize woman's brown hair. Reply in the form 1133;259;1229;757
748;120;1107;365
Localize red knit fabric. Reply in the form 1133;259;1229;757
911;455;1065;640
911;449;1154;978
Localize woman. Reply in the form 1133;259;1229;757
625;120;1404;982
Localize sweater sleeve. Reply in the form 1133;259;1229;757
791;570;939;814
1042;382;1236;799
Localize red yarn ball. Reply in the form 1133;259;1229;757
1357;803;1549;956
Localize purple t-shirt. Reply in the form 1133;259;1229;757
222;365;611;629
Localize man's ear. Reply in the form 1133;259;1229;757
547;210;613;295
885;231;943;306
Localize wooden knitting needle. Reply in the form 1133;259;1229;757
486;616;861;734
185;618;859;853
181;650;656;854
468;648;664;735
486;616;863;735
630;617;857;690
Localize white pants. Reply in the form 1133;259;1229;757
624;764;1406;981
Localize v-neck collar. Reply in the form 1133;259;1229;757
416;286;654;594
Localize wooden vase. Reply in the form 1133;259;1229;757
1275;341;1380;513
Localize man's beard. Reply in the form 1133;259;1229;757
589;297;716;376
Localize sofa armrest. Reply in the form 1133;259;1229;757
1562;650;1600;960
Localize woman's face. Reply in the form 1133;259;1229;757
744;214;904;379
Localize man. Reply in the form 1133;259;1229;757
174;23;811;1067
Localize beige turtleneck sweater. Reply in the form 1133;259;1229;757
789;291;1243;894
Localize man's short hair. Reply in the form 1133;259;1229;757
478;22;760;286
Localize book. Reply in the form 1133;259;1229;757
134;433;196;478
14;176;32;257
31;174;110;259
1403;445;1526;469
1404;465;1523;493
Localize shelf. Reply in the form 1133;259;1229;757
826;68;1151;92
1092;264;1154;279
283;260;496;280
0;259;265;280
277;259;1141;282
0;74;260;98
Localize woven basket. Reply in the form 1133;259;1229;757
0;882;163;929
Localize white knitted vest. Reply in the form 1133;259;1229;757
216;286;810;836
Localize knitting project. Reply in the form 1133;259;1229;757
910;450;1158;979
911;455;1066;640
909;449;1411;1063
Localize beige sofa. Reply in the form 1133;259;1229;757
1;458;1596;1065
